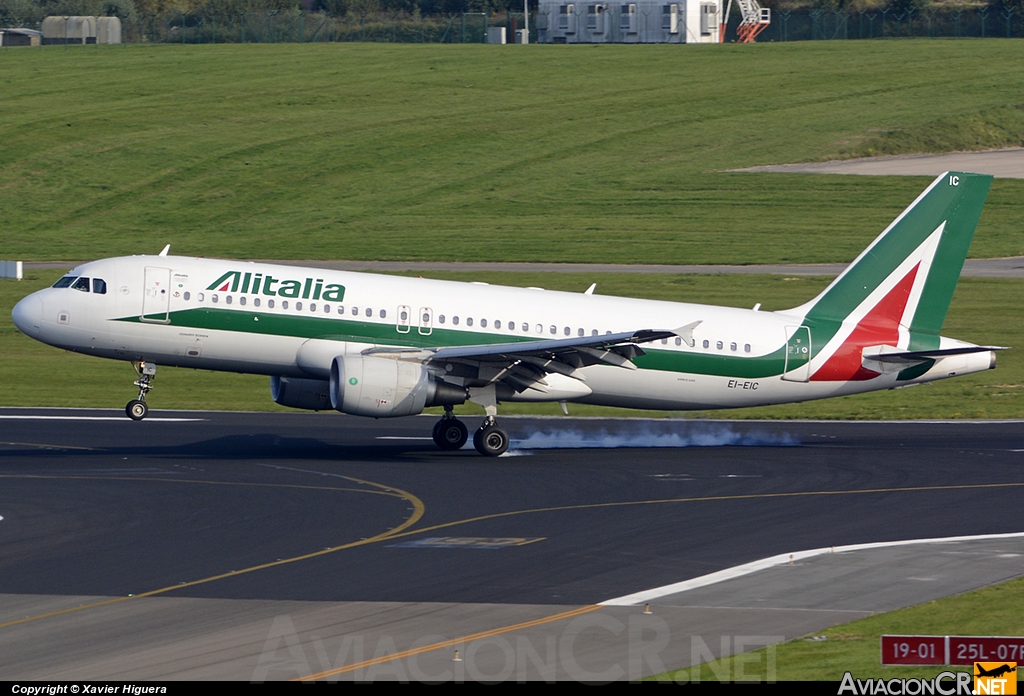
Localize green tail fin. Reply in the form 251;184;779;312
796;171;992;350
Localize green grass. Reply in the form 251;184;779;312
2;42;1024;264
3;269;1020;417
651;576;1024;682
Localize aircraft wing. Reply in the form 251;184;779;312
365;322;700;395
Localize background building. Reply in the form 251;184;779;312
536;0;723;43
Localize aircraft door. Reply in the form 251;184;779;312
396;305;411;333
418;307;433;336
782;326;811;382
141;266;172;323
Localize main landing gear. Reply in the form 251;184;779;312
126;361;156;421
432;408;468;451
431;407;509;457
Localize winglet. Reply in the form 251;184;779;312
672;320;702;347
158;244;171;257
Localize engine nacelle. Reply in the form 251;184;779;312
329;355;466;418
270;375;331;411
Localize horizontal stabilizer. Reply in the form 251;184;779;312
862;344;1006;364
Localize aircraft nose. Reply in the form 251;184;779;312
12;294;43;339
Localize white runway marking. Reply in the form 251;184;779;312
600;531;1024;606
0;416;205;422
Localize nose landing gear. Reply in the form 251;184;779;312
126;362;156;421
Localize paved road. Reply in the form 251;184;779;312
736;148;1024;179
24;256;1024;278
1;412;1022;680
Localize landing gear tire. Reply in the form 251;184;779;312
126;399;148;421
433;418;468;451
473;424;509;457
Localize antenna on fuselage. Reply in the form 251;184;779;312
158;244;170;257
584;283;597;295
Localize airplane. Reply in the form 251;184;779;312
11;171;1002;456
975;664;1016;679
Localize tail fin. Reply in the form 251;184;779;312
792;171;992;355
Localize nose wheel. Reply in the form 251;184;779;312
126;399;148;421
126;361;156;421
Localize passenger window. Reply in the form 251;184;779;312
366;308;372;317
93;278;107;294
379;309;386;318
239;296;246;306
226;296;233;305
591;329;598;336
268;299;275;308
522;323;529;332
578;328;584;337
703;340;709;348
550;325;556;335
310;303;316;312
254;298;261;307
745;344;751;353
438;315;445;324
731;342;737;351
198;292;205;302
281;301;289;309
564;327;570;336
183;291;190;301
324;304;330;313
71;277;90;293
52;276;76;288
467;317;473;327
481;319;487;328
716;341;723;350
212;294;219;303
296;302;302;311
675;337;682;346
351;307;358;315
453;316;460;325
494;320;501;329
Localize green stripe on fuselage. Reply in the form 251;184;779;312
119;308;788;379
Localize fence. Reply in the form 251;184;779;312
748;6;1024;41
1;7;1022;45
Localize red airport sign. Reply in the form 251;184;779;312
883;636;1024;666
882;636;947;665
951;637;1024;665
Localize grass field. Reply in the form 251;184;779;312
652;576;1024;682
2;40;1022;413
2;41;1024;265
3;269;1020;417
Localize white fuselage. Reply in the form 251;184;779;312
12;255;994;412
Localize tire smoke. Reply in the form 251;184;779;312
511;422;797;450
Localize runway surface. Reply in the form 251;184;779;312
1;411;1022;680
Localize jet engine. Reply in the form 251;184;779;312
329;355;466;418
270;376;332;411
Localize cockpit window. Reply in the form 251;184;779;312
93;278;107;294
71;277;90;293
52;276;77;288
